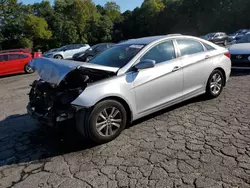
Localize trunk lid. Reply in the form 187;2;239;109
29;57;119;85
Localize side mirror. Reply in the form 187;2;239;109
135;59;156;70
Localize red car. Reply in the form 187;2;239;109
0;52;34;76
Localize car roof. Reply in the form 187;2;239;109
118;34;182;45
0;52;31;55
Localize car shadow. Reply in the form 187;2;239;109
0;114;97;167
0;94;210;167
230;70;250;77
0;72;26;79
129;94;210;127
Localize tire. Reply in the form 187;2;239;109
86;56;93;62
24;64;34;74
206;69;224;98
76;100;127;144
54;55;63;59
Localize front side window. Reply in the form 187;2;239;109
89;44;145;68
141;41;176;64
177;39;204;56
0;55;8;62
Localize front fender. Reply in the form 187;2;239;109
71;74;136;116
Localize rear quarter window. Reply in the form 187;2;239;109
202;43;216;51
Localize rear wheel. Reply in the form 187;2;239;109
24;64;34;74
206;70;224;98
76;100;127;143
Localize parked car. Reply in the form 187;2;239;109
43;44;90;59
0;52;34;76
73;43;115;62
228;29;249;43
229;32;250;69
27;35;231;143
204;32;228;46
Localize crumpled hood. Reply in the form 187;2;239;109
229;43;250;54
29;57;119;85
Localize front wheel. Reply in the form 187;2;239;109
76;100;127;143
206;70;224;98
24;64;34;74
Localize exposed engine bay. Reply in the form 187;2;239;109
27;67;116;125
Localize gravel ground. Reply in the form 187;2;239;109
0;71;250;188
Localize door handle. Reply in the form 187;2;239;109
172;66;181;72
205;55;210;59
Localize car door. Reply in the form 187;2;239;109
7;54;25;73
0;54;9;75
175;39;213;98
63;46;73;59
132;40;183;114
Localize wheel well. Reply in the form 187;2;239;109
214;68;226;86
53;54;63;58
99;96;132;124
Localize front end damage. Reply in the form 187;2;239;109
27;58;117;126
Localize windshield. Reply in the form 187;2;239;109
88;44;145;68
237;34;250;43
56;46;66;51
86;44;100;52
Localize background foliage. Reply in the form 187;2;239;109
0;0;250;51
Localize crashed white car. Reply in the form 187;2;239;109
27;35;231;143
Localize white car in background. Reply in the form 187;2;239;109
43;44;90;59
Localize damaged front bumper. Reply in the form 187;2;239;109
27;103;77;126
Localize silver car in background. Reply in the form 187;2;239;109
27;35;231;143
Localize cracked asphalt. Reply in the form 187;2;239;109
0;71;250;188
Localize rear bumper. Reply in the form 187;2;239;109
27;103;76;126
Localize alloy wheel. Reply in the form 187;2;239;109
96;107;122;137
25;65;34;73
210;73;222;95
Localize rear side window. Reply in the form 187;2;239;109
177;39;204;56
202;43;216;51
9;54;20;60
18;54;28;59
0;55;8;62
96;44;108;51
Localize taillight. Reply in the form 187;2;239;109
224;52;231;58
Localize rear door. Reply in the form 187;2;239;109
0;54;9;75
8;53;30;73
175;39;213;97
